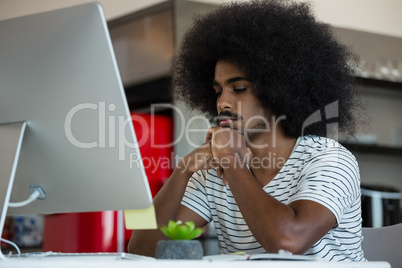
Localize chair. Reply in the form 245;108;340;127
361;223;402;267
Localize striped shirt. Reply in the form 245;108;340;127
181;135;366;262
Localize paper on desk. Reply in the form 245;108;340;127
124;204;157;229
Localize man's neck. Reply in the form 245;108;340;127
246;129;297;186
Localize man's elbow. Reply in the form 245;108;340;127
259;235;311;255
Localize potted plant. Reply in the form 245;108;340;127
155;220;204;259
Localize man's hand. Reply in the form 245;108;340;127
180;127;253;183
208;127;253;179
179;131;219;175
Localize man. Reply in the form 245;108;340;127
128;0;365;261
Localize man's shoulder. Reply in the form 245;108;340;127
298;135;349;153
296;135;356;163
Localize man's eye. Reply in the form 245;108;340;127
234;87;247;92
215;91;222;96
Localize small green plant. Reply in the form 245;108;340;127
160;220;204;240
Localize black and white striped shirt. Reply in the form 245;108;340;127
181;135;366;262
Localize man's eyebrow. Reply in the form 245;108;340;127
213;76;252;86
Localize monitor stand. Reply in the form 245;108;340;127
0;122;27;260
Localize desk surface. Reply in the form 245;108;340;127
0;257;391;268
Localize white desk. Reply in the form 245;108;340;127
0;257;391;268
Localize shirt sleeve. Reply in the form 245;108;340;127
288;146;361;225
181;170;212;222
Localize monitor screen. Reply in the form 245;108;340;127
0;2;152;221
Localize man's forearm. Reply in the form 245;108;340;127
127;164;193;256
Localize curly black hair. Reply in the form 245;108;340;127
173;0;362;138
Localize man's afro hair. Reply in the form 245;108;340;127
172;0;362;137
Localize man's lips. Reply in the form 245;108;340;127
217;117;245;135
219;117;237;127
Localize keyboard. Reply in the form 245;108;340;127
16;252;154;260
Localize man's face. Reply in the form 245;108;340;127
213;59;268;140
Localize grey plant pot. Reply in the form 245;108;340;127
155;240;204;260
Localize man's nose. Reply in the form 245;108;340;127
217;89;234;111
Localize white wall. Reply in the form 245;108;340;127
198;0;402;38
1;0;402;38
0;0;166;21
295;0;402;38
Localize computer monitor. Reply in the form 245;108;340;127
0;2;153;239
